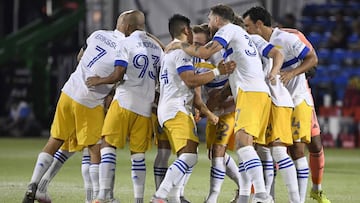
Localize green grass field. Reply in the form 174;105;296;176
0;137;359;203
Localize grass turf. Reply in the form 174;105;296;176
0;137;359;202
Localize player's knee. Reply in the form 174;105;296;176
289;143;305;159
211;144;226;157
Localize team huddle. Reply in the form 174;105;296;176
22;4;331;203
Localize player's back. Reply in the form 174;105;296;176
214;23;269;95
63;29;124;108
115;30;163;117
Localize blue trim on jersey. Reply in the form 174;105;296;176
222;48;233;59
177;65;195;74
281;57;299;69
205;79;228;88
213;36;228;48
297;46;310;60
115;60;128;68
262;44;274;58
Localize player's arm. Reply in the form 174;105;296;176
180;40;223;59
292;48;318;76
179;60;235;88
266;46;284;85
193;86;218;125
85;66;126;87
280;43;318;84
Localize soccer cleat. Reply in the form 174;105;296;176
35;190;52;203
180;196;191;203
150;196;168;203
22;183;37;203
229;189;239;203
310;190;331;203
251;195;274;203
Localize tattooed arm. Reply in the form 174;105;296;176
180;40;223;59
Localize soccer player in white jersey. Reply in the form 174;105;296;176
151;23;220;203
281;28;331;203
22;12;127;203
150;14;235;203
243;7;318;203
172;4;273;203
85;10;163;203
191;23;242;203
228;15;300;203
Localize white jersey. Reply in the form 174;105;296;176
62;29;125;108
269;28;313;106
157;39;195;126
251;34;294;108
213;23;269;99
113;30;163;117
195;52;234;116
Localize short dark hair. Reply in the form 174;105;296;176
242;6;272;27
210;4;234;22
168;14;191;39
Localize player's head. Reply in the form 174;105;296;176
208;4;234;31
168;14;193;44
121;10;145;36
242;6;272;34
232;14;245;29
116;12;127;33
192;23;211;46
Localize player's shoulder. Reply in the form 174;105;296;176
272;28;298;44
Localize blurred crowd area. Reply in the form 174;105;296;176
1;0;360;148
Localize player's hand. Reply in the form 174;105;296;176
164;41;182;53
218;59;236;75
86;75;101;87
207;112;219;125
267;72;277;85
279;69;295;85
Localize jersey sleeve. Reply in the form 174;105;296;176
285;33;310;60
114;40;129;69
213;26;232;48
251;34;274;58
175;50;195;75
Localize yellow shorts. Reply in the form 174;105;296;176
292;101;312;143
102;100;152;152
60;134;85;152
151;113;168;142
206;112;235;151
234;89;271;145
163;111;198;154
266;104;293;146
51;93;104;152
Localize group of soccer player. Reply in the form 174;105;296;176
22;4;331;203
